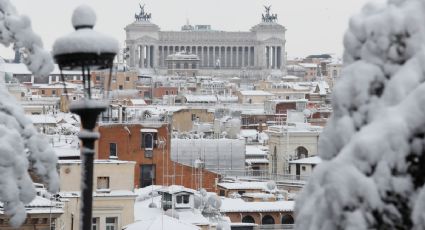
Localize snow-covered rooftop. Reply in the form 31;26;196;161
239;90;274;96
217;181;272;190
220;198;294;212
246;158;269;164
289;156;322;165
28;115;57;124
184;94;218;103
245;145;268;156
158;185;196;194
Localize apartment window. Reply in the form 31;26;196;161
302;166;306;171
191;114;196;121
162;193;172;210
92;217;99;230
52;90;56;95
176;194;190;204
97;177;110;190
109;143;117;158
105;217;117;230
141;132;157;149
140;164;156;187
41;90;45;95
125;76;130;81
119;85;123;90
96;76;100;81
238;190;246;195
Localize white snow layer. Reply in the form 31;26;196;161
0;1;58;227
71;4;96;28
0;0;54;77
0;84;59;227
52;5;119;56
296;0;425;229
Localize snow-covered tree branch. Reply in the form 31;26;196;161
0;0;58;227
296;0;425;229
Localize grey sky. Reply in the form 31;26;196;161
1;0;374;60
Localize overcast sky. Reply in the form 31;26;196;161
1;0;377;60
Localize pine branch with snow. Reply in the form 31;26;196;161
296;0;425;229
0;0;54;77
0;0;58;227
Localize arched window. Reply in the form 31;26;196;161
143;133;153;149
296;146;308;159
262;215;275;225
281;215;294;224
242;215;255;223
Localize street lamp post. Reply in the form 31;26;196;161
52;5;118;230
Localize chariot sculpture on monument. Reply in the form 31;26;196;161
135;3;151;21
262;5;278;23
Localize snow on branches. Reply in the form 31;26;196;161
296;0;425;229
0;0;58;227
0;0;54;77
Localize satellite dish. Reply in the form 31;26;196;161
303;109;312;117
207;194;222;209
199;188;207;197
194;195;202;209
267;180;276;191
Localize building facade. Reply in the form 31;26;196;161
125;5;286;77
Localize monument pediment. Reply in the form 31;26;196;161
135;35;158;43
263;37;284;44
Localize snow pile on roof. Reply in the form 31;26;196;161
0;0;54;77
28;114;57;124
158;185;196;194
289;156;321;165
0;196;63;214
245;145;268;156
130;99;147;106
220;197;294;212
296;0;425;229
239;90;274;96
184;94;218;103
217;182;275;191
52;5;119;55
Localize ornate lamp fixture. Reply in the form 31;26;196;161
52;5;118;230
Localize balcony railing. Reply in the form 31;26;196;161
215;169;309;184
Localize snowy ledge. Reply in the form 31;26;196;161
69;99;108;110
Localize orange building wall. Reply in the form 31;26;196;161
96;124;219;192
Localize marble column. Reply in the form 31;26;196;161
212;46;216;67
140;45;145;68
224;47;227;68
133;45;138;68
230;47;233;67
235;46;240;67
247;47;251;67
